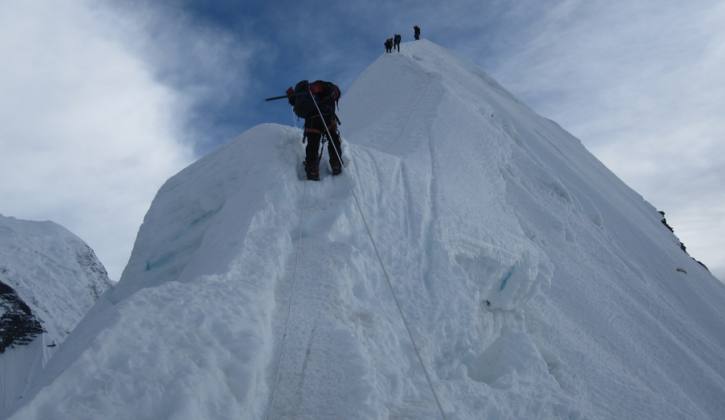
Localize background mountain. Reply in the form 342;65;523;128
8;41;725;420
0;215;111;415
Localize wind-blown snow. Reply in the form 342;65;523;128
9;41;725;420
0;215;111;415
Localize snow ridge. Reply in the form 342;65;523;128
9;41;725;420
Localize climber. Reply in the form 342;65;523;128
393;34;401;52
414;25;420;40
384;38;393;53
286;80;343;181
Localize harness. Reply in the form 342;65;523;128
304;120;337;135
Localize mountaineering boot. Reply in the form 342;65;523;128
331;162;342;176
304;160;320;181
330;151;343;176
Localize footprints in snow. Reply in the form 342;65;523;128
268;171;375;419
292;173;356;240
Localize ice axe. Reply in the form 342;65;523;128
264;95;288;102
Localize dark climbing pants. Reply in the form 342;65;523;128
304;116;342;170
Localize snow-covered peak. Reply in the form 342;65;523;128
343;40;525;142
0;214;111;414
10;41;725;420
0;214;111;344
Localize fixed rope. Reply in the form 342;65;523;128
310;91;448;420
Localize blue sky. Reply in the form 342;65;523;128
107;0;557;152
1;0;724;280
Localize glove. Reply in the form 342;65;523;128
286;87;294;97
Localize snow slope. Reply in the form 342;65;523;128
9;40;725;420
0;215;111;415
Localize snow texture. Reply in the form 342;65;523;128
8;40;725;420
0;215;111;415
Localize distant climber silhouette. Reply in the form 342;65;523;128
384;38;393;53
393;34;401;52
287;80;343;181
414;25;420;40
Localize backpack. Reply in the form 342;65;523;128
292;80;340;119
292;80;316;119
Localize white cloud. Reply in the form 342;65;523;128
102;1;262;151
487;1;725;279
0;1;193;279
